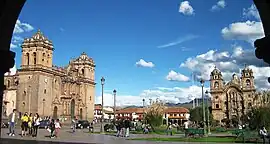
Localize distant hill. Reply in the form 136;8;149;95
120;97;211;109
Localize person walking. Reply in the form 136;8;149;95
8;109;18;136
54;119;61;138
166;122;173;136
32;113;41;137
71;116;77;133
124;118;130;137
49;119;55;138
28;113;33;136
21;112;29;137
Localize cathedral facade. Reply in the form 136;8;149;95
209;66;260;123
3;30;96;121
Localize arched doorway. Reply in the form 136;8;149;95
53;106;58;119
70;99;75;119
79;108;83;120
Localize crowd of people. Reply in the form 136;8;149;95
7;109;62;138
114;118;131;137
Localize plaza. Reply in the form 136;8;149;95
0;127;240;144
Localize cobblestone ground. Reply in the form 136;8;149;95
1;128;242;144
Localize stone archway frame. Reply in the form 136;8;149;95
53;106;58;119
70;99;75;119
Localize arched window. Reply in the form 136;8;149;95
44;89;47;94
81;69;85;75
26;53;30;65
246;79;251;87
214;82;219;88
7;80;10;88
33;52;37;65
12;101;15;107
216;104;220;109
23;91;26;101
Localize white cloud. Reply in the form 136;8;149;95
221;21;264;44
211;0;226;11
4;64;17;76
180;46;269;90
179;1;194;16
14;20;34;34
10;43;17;49
95;85;208;106
11;19;34;48
157;35;199;48
166;70;190;82
243;4;260;20
135;59;155;68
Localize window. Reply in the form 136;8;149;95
174;114;177;116
82;69;85;75
214;82;219;88
7;80;10;88
248;103;252;108
44;89;47;94
216;104;219;109
215;96;219;99
90;96;92;101
33;52;37;65
170;114;173;116
246;79;251;87
26;53;30;65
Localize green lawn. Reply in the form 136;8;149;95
128;136;256;143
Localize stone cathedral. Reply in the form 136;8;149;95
3;30;96;121
209;66;261;123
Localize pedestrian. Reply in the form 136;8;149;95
21;112;29;137
166;122;173;136
8;109;18;136
49;119;55;138
28;113;33;136
124;118;130;137
115;121;121;137
71;116;76;133
32;113;41;137
54;119;61;138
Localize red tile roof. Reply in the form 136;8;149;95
116;108;145;114
165;107;189;113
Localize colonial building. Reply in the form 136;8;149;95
210;66;260;123
94;104;114;121
3;30;96;121
116;107;190;125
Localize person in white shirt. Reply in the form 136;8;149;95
54;119;61;138
259;126;268;143
183;121;189;137
32;113;41;137
8;109;17;136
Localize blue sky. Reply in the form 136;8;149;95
10;0;267;106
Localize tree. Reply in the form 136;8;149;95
189;106;213;125
145;100;166;131
247;106;270;130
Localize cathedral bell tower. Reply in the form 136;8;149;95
210;66;224;122
240;65;256;111
21;29;54;69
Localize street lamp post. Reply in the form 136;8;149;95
42;99;45;116
142;99;145;124
100;77;105;133
200;79;206;136
113;89;117;122
205;90;211;135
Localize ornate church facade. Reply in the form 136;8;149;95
209;66;262;123
3;30;96;121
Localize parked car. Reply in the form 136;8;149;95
39;120;50;129
76;120;90;129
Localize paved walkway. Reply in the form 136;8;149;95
0;128;242;144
